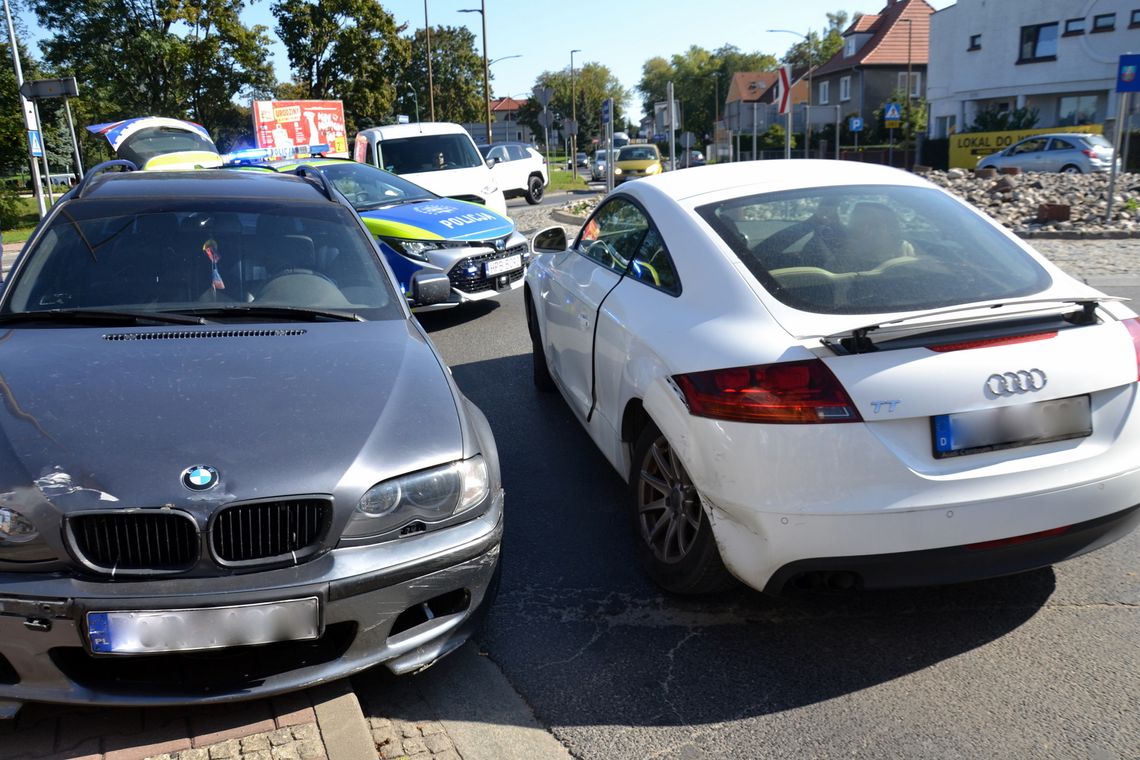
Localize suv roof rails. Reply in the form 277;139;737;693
74;160;139;199
291;164;339;203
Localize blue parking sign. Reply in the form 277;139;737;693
1117;54;1140;92
849;117;863;133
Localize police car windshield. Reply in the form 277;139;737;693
315;161;437;209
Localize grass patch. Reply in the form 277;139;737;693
548;169;589;192
2;196;47;244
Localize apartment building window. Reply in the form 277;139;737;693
1058;95;1099;126
818;81;830;105
897;71;922;97
840;76;851;101
1132;9;1140;28
844;37;856;57
1092;13;1116;32
968;34;981;50
1019;22;1058;62
1063;18;1085;35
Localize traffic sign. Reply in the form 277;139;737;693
564;118;578;136
534;86;554;107
1117;54;1140;92
396;114;410;124
19;77;79;100
884;102;901;120
601;98;612;125
777;65;792;115
680;131;695;149
28;130;43;157
848;117;863;133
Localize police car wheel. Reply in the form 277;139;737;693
526;176;544;205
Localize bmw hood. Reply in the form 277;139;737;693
0;321;464;509
359;198;514;241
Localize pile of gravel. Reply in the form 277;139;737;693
920;168;1140;239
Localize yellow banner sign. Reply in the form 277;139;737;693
949;124;1103;169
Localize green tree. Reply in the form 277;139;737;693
0;39;41;176
636;45;776;140
873;89;928;145
965;105;1039;133
521;62;627;148
398;25;484;124
29;0;275;141
781;11;857;69
272;0;410;132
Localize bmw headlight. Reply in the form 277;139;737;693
343;456;490;539
380;237;449;263
0;507;38;544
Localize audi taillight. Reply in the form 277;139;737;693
1124;318;1140;381
674;359;862;424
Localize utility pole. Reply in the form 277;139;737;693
571;48;581;179
3;0;45;217
424;0;435;121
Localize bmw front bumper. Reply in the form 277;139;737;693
0;491;503;714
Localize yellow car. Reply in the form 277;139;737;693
613;144;663;184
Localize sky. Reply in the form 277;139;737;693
18;0;956;119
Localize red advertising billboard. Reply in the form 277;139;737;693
252;100;349;157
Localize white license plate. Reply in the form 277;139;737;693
86;598;320;654
485;254;521;277
932;394;1091;458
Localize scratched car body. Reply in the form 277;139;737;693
268;158;530;310
0;165;502;716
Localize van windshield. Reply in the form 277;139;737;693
379;134;484;174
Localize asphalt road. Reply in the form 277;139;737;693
415;286;1140;760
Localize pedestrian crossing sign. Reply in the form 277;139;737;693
885;103;902;121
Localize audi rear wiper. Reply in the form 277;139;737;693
174;305;365;322
0;308;210;326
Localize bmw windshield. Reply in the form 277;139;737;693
3;199;403;322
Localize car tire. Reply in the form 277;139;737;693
630;422;736;595
525;175;544;205
526;297;555;392
1061;164;1082;174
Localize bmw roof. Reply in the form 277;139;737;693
76;168;334;202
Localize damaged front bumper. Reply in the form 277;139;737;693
0;490;503;713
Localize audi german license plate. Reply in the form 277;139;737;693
86;598;320;654
484;254;521;277
932;394;1091;458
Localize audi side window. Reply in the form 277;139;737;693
577;198;649;274
628;227;681;296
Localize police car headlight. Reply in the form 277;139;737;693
381;237;448;263
344;456;490;539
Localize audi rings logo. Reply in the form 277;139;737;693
985;368;1047;397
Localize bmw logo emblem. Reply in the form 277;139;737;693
182;465;219;491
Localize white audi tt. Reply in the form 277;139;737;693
524;160;1140;595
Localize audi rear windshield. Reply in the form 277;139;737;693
696;185;1052;315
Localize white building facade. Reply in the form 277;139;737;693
927;0;1139;137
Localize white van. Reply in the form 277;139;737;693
353;122;507;215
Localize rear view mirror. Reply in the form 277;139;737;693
532;226;568;253
410;271;452;306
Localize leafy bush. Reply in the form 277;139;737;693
0;186;24;229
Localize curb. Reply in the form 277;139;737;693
310;680;378;760
550;210;587;226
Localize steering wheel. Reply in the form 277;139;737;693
586;240;625;269
259;269;338;289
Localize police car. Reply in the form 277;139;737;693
87;117;223;171
244;157;529;310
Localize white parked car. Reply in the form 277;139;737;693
478;142;548;204
353;122;507;215
524;160;1140;595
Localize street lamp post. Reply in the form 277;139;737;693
769;28;812;158
571;48;581;179
901;17;914;154
488;55;522;142
424;0;435;121
408;90;420;123
458;2;491;143
710;72;720;160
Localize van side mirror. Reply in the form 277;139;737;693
485;157;499;168
532;226;568;253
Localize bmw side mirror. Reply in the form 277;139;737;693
532;226;568;253
410;271;452;306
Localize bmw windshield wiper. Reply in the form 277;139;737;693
0;308;209;326
175;305;365;322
